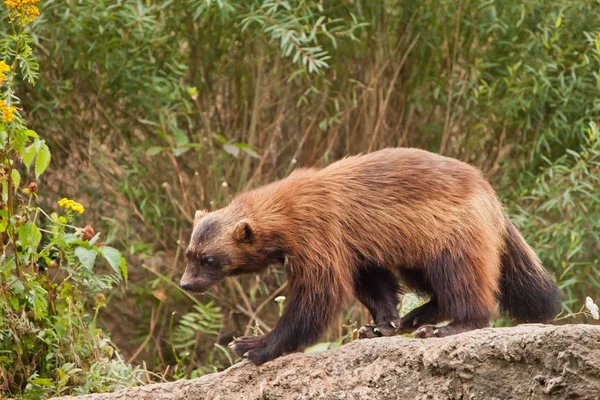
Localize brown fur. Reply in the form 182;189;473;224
180;148;561;364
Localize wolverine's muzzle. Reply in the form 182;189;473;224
179;266;219;293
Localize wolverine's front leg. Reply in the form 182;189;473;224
354;266;403;339
233;282;343;365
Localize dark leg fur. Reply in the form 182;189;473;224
230;280;342;365
398;267;433;295
354;266;403;338
412;249;494;338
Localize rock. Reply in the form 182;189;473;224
52;324;600;400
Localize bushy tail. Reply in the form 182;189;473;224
499;218;561;322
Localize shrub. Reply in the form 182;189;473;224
0;2;143;398
509;122;600;313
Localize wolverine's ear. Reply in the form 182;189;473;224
233;220;255;243
193;209;209;228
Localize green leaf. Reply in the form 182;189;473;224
10;280;24;294
61;234;80;244
173;146;189;157
18;222;42;251
211;134;228;144
146;146;164;156
10;169;20;189
22;143;37;168
99;246;124;277
27;284;48;320
138;119;161;127
304;342;331;353
214;343;234;366
173;128;189;147
35;143;51;178
75;246;98;270
9;295;19;311
237;144;261;159
223;142;240;157
2;179;8;203
187;86;198;97
88;232;101;245
120;256;128;284
54;321;67;338
31;378;54;387
0;252;15;276
25;129;38;138
0;211;6;233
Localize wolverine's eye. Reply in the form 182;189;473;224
202;255;215;266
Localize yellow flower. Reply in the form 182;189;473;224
4;0;18;9
58;197;85;214
0;61;9;83
25;5;38;17
5;0;41;22
2;106;15;122
0;99;16;123
4;0;39;10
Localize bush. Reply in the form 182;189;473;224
510;121;600;313
0;2;143;398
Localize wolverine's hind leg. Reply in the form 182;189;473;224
354;266;402;339
396;269;445;331
413;248;498;338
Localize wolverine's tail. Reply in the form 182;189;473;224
499;217;561;322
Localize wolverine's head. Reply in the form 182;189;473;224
179;208;275;293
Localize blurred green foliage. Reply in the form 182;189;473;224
0;0;598;397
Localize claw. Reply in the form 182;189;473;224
390;321;397;329
243;351;250;357
228;341;235;348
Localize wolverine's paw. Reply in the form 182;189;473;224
245;346;280;365
414;325;438;338
228;335;264;357
415;323;486;338
415;325;453;338
358;320;401;339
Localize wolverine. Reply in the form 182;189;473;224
179;147;561;365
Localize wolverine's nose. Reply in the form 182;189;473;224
180;281;193;291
